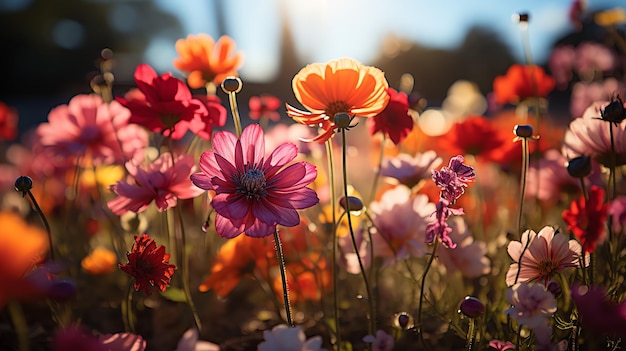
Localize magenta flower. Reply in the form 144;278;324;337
107;153;204;215
432;154;475;203
191;124;319;238
488;339;516;350
571;284;626;339
425;199;464;249
35;94;148;166
116;64;209;140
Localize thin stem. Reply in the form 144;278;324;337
122;279;136;333
466;318;476;351
579;178;588;201
341;128;376;339
516;137;530;239
175;207;203;332
227;91;243;137
8;302;29;351
26;190;54;261
273;228;294;326
417;239;439;351
610;123;617;201
326;140;341;350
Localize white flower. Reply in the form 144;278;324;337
257;325;326;351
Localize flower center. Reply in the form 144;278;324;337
537;259;557;277
325;101;351;120
238;168;267;199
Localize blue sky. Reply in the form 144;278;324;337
152;0;625;82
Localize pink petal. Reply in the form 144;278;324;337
240;124;265;165
211;129;238;161
215;214;244;238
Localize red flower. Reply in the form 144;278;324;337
116;64;209;140
562;185;608;253
368;88;413;145
249;95;281;122
119;233;176;295
191;94;227;140
493;64;555;105
0;101;18;141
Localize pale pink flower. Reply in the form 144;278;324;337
257;324;327;351
569;79;624;117
108;153;203;215
505;226;583;287
505;282;557;330
367;185;435;266
362;330;394;351
562;99;626;167
176;328;220;351
264;123;323;157
437;216;491;278
339;226;371;275
99;333;146;351
381;151;442;188
191;124;319;238
526;149;581;205
35;94;147;165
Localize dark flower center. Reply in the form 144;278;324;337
326;101;351;120
537;259;557;277
238;168;267;199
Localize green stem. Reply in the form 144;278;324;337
417;239;439;351
326;140;341;350
228;91;243;137
122;279;136;333
26;190;54;261
273;228;294;326
466;318;476;351
8;302;29;351
516;137;530;239
175;207;203;332
341;128;376;339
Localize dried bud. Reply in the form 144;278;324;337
514;124;534;138
393;312;414;330
221;76;242;93
601;96;626;124
514;13;530;23
339;196;364;212
567;155;592;178
14;176;33;196
334;112;352;129
459;296;485;319
546;281;562;298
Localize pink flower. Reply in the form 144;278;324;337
425;199;464;248
432;155;475;204
368;87;414;145
569;79;624;117
562;100;626;166
191;94;227;140
489;339;516;350
505;226;583;286
505;282;557;330
249;95;282;122
264;123;323;157
437;216;491;278
381;151;443;188
609;195;626;233
362;330;394;351
257;324;327;351
116;64;209;140
176;328;220;351
107;153;203;215
362;185;435;268
191;124;319;238
526;149;582;205
99;333;146;351
571;284;626;339
35;94;148;166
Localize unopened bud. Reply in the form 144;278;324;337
601;96;626;124
567;155;592;178
334;112;352;129
514;13;530;23
546;281;562;298
15;176;33;196
339;196;364;212
514;124;534;138
459;296;485;319
393;312;414;330
221;76;242;93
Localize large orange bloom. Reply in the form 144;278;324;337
173;34;243;89
287;58;390;143
493;64;555;105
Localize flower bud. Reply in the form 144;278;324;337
339;196;364;212
514;13;530;23
458;296;485;318
334;112;352;128
221;76;242;93
601;96;626;124
14;176;33;196
567;155;592;178
393;312;414;330
546;281;562;298
513;124;534;138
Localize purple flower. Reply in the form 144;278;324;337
425;199;464;249
432;155;475;203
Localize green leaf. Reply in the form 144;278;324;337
160;287;187;303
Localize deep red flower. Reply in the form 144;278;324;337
119;233;176;296
191;124;319;238
493;64;555;105
562;185;608;253
0;101;18;141
191;94;227;140
116;64;208;140
368;88;413;145
249;95;281;122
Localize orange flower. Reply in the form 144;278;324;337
493;64;555;105
0;212;48;307
81;247;117;275
274;253;331;303
287;58;390;143
173;34;243;89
